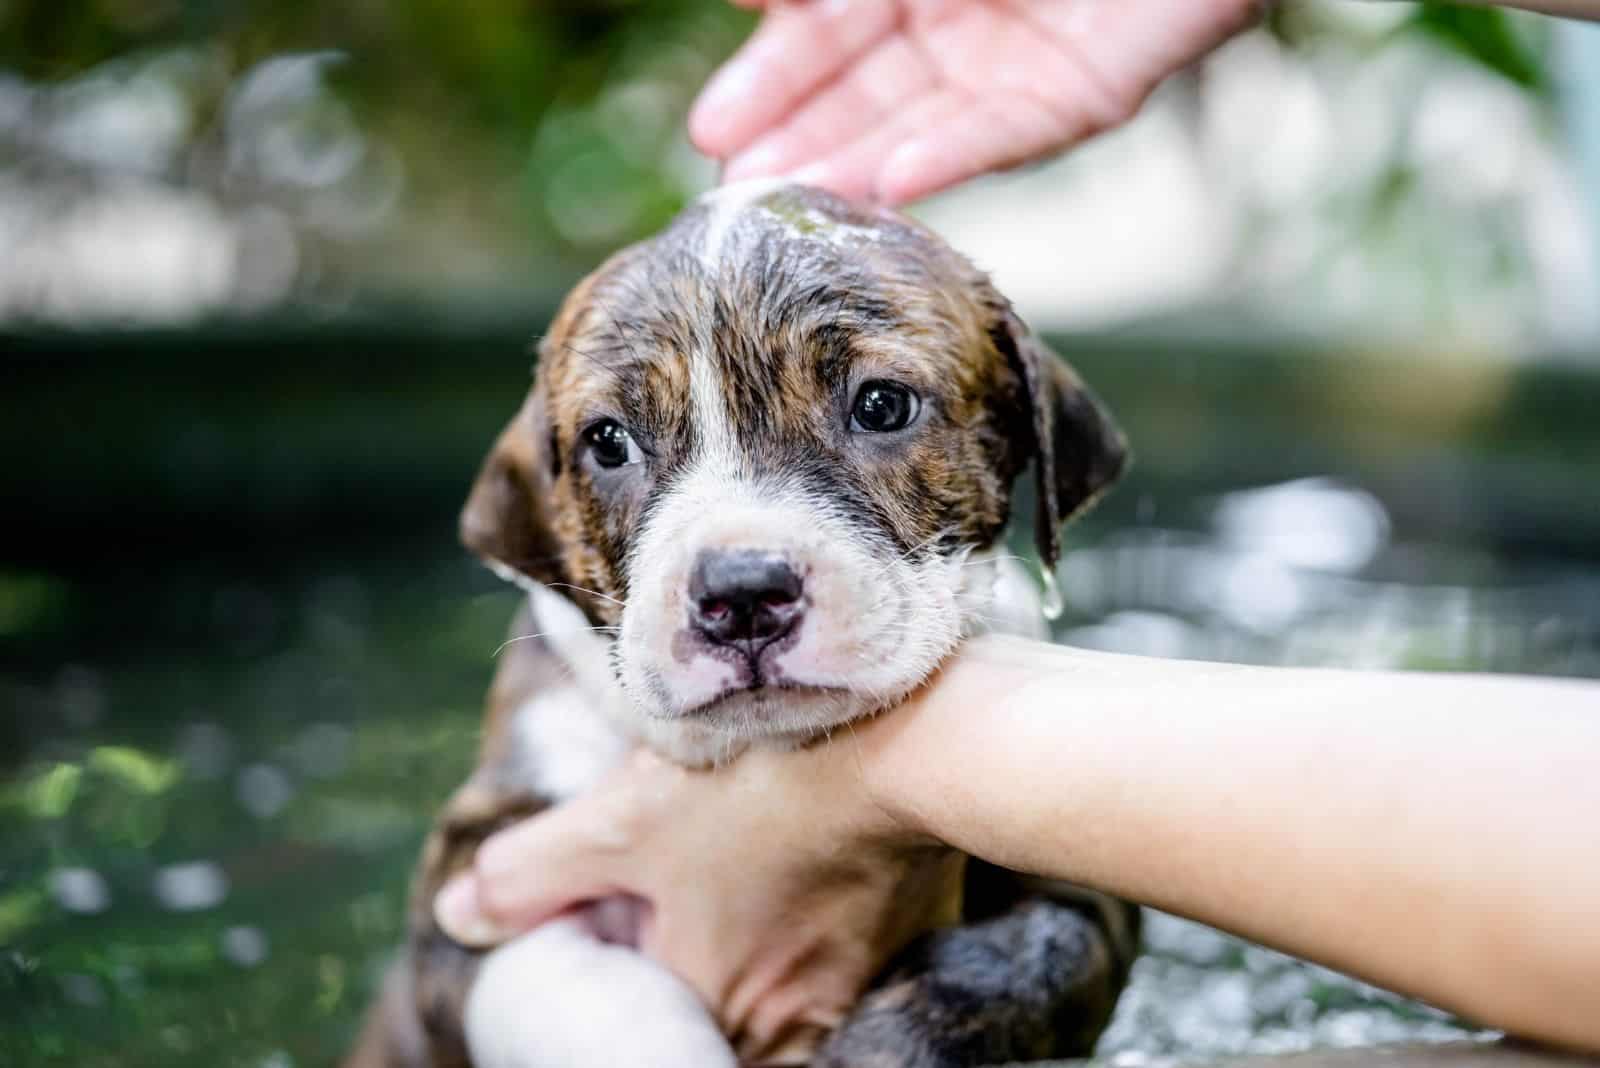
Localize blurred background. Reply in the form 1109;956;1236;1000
3;2;1598;1065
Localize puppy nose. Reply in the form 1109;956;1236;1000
689;550;804;651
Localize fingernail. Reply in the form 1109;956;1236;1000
434;874;511;947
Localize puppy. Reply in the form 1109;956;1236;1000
345;180;1138;1068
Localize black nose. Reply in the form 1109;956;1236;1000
689;550;804;653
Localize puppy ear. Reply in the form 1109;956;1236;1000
459;389;564;587
998;311;1129;569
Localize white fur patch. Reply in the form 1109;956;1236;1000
960;548;1049;641
507;586;633;800
529;584;619;704
697;176;789;267
616;454;1051;760
687;341;737;473
511;687;629;802
617;461;973;758
466;919;736;1068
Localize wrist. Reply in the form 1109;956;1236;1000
851;703;941;849
851;635;1124;878
851;636;1039;850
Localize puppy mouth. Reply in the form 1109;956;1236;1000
670;680;852;724
661;618;818;713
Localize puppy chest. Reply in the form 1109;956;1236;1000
508;686;631;801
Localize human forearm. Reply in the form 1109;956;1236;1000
864;637;1600;1051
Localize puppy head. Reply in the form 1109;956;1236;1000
462;182;1125;747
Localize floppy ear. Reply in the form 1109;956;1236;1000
998;311;1129;569
459;388;564;588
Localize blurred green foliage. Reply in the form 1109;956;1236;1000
1264;0;1552;91
0;0;1558;305
1408;4;1550;92
0;0;752;287
0;550;512;1067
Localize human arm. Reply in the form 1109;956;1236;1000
689;0;1600;206
862;637;1600;1053
436;635;1600;1055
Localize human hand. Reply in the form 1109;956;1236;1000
688;0;1266;205
432;732;963;1066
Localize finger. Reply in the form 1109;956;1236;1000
434;873;512;948
874;92;1071;205
738;1021;832;1067
432;796;633;946
688;0;900;162
787;89;968;203
723;34;936;183
736;976;853;1065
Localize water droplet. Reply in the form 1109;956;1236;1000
1040;562;1065;622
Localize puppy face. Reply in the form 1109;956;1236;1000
462;182;1124;750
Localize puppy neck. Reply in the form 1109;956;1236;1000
526;584;628;717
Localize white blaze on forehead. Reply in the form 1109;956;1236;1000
696;177;887;267
696;176;790;266
687;338;737;469
689;178;841;472
691;179;789;471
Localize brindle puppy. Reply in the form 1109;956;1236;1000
345;181;1138;1068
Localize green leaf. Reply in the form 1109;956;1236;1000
22;762;82;819
0;886;46;943
1408;4;1549;94
89;746;181;795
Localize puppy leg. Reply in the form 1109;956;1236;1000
465;918;738;1068
813;876;1139;1068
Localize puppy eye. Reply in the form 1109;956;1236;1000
582;419;640;469
850;381;919;434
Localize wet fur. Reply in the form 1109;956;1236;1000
346;183;1136;1068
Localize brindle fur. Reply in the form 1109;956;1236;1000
348;184;1136;1068
460;185;1124;628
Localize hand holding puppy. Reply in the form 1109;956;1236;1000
436;735;959;1066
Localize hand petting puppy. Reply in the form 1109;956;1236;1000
690;0;1266;204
